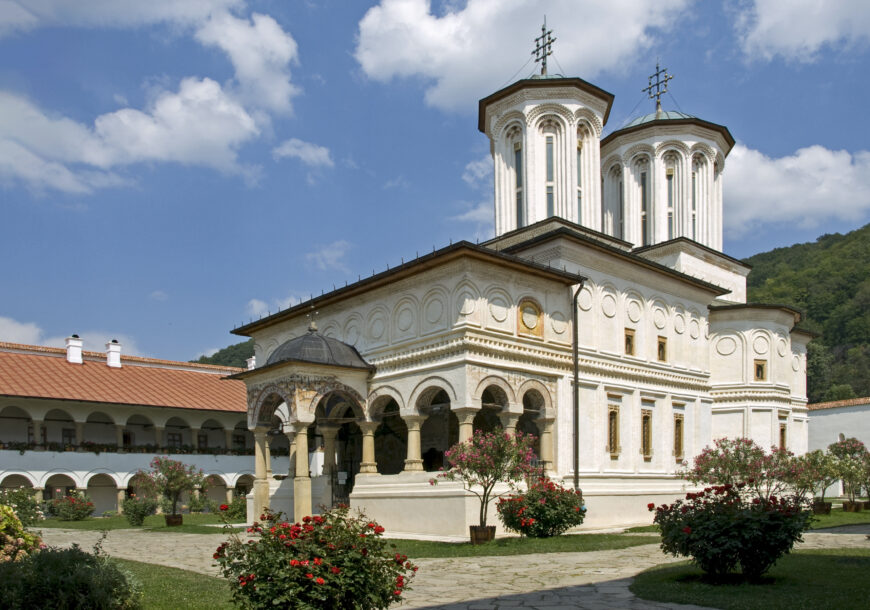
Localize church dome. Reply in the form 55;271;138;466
266;325;372;370
623;110;696;128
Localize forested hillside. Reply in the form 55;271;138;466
193;223;870;402
744;223;870;402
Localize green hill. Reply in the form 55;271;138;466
194;338;253;369
744;223;870;402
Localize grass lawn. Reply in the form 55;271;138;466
626;509;870;534
392;533;660;558
630;549;870;610
38;513;242;534
115;559;234;610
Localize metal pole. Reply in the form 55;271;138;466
572;280;586;492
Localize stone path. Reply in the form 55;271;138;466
37;525;870;609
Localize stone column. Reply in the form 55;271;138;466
191;428;201;451
252;427;270;520
225;487;234;505
293;422;311;522
116;488;126;514
265;438;273;478
499;412;520;435
153;426;164;450
319;425;339;477
539;418;555;474
402;415;425;472
32;420;44;449
454;408;477;444
74;421;84;448
285;432;297;477
224;429;234;452
358;422;378;474
33;488;44;503
115;425;125;450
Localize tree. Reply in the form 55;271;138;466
829;438;869;503
136;457;207;516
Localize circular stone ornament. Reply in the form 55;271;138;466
397;307;415;332
457;292;476;316
425;299;444;324
674;313;686;334
653;308;667;329
578;287;593;311
626;300;642;323
777;338;788;357
522;305;539;329
716;336;737;356
753;335;770;355
601;293;617;318
689;318;700;339
551;311;567;334
489;298;508;323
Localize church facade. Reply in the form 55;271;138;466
231;68;810;536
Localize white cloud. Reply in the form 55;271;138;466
0;78;259;192
735;0;870;62
272;138;334;167
196;347;220;359
305;240;352;273
724;143;870;236
195;11;299;113
462;156;492;190
149;290;168;301
0;316;43;344
0;315;142;355
0;0;243;37
355;0;692;111
452;201;493;224
383;176;409;189
246;298;269;317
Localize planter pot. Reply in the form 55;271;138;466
812;501;832;515
842;501;863;513
469;525;496;545
164;514;183;526
862;501;870;510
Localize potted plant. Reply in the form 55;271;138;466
135;456;206;526
829;438;868;512
432;430;537;544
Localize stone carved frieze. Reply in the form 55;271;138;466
246;374;366;426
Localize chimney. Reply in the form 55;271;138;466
65;335;83;364
246;356;256;370
106;339;121;368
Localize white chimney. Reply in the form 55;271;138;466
246;356;256;370
65;335;83;364
106;339;122;368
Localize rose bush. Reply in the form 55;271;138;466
651;483;811;580
50;491;95;521
121;495;158;527
214;506;417;610
0;489;42;528
496;477;586;537
0;505;43;563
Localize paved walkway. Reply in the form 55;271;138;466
37;525;870;609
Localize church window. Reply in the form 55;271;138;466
641;407;653;460
666;169;674;239
657;336;667;362
607;404;620;458
754;359;767;381
514;142;524;228
167;432;182;448
779;423;787;449
62;428;76;446
198;432;208;448
691;169;697;240
576;142;582;223
673;412;684;459
618;177;624;239
624;328;635;356
546;135;555;217
640;169;650;246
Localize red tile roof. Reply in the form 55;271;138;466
0;343;246;412
807;397;870;411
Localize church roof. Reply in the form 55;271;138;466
623;110;696;127
0;342;246;412
264;326;372;371
602;111;735;156
807;397;870;411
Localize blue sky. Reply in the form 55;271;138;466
1;0;869;360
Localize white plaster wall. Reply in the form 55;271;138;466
808;405;870;452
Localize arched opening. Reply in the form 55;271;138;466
165;416;192;450
373;399;407;475
518;390;544;463
125;414;156;448
419;389;458;472
86;473;118;515
84;411;115;446
43;408;75;449
205;474;228;506
199;419;226;450
474;385;508;434
44;473;76;501
314;392;364;504
1;474;34;489
232;422;253;453
0;405;31;445
235;474;255;497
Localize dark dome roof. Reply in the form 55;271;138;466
623;110;696;128
266;326;371;370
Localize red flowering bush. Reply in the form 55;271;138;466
50;492;95;521
214;506;417;609
651;483;811;580
496;477;586;537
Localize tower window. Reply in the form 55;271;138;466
779;423;787;449
657;336;667;362
618;177;624;239
673;412;684;460
624;328;635;356
641;407;653;460
514;143;524;228
666;169;674;239
546;135;555;217
691;168;697;240
576;142;582;224
607;404;620;458
640;169;650;245
754;359;767;381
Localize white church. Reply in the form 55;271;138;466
230;47;810;535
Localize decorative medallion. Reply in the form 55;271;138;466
653;308;667;329
792;355;800;372
522;305;539;329
577;286;593;311
777;338;788;357
626;299;642;323
753;335;769;355
396;307;415;332
716;336;737;356
457;291;476;316
425;299;444;324
551;311;567;334
345;324;361;346
601;293;617;318
674;313;686;334
689;318;700;339
489;297;509;323
369;316;386;340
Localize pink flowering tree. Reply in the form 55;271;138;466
432;430;537;527
136;456;206;516
828;437;868;503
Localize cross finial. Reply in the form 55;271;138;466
643;61;674;115
532;17;556;76
307;307;319;332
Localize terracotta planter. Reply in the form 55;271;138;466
164;514;183;526
812;501;832;515
842;501;863;513
469;525;496;545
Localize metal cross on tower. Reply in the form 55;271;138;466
532;18;556;76
307;307;319;332
643;61;674;113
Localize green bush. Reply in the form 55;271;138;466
215;506;417;609
221;494;247;521
496;477;586;537
121;496;158;526
187;493;207;513
51;491;96;521
651;483;811;580
0;488;43;527
0;543;141;608
0;505;43;562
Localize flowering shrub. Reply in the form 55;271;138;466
50;491;95;521
432;430;537;526
214;506;417;609
828;437;868;503
497;477;586;537
220;495;247;521
0;489;42;528
651;483;811;580
121;495;158;526
790;449;839;503
134;456;206;515
0;505;43;563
